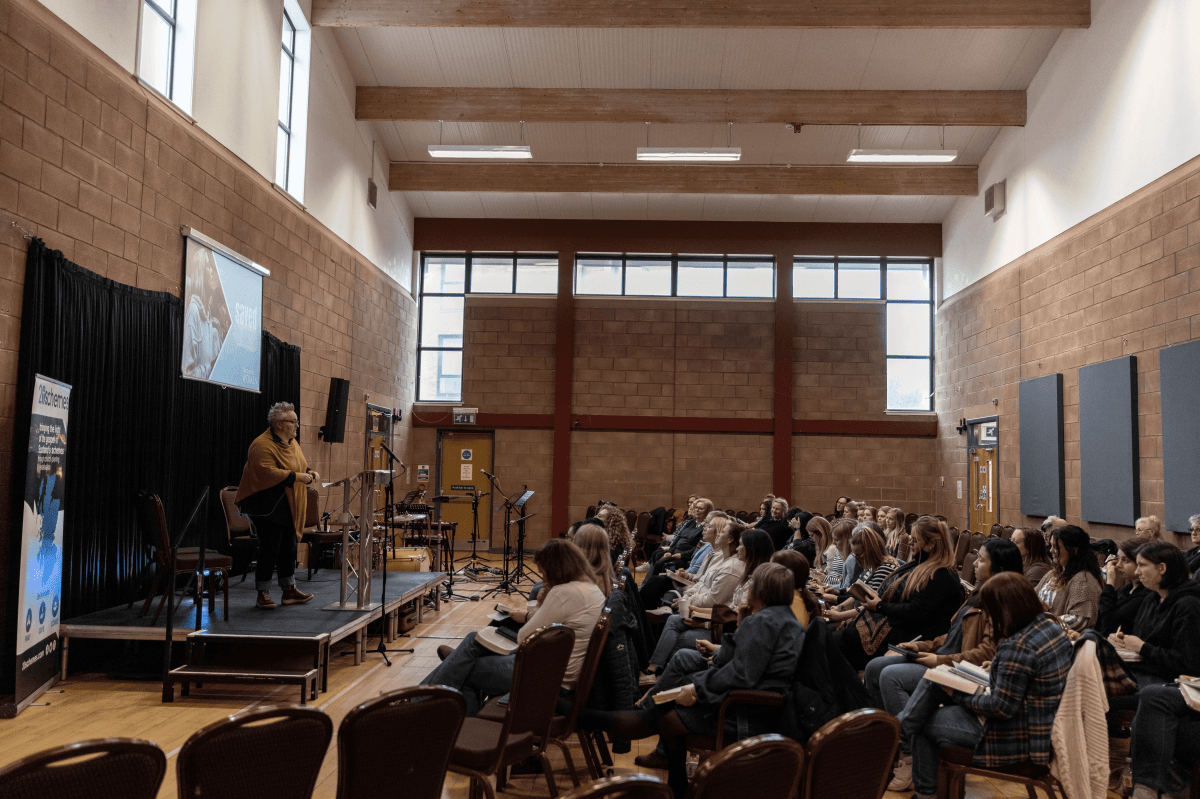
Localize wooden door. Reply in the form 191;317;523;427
968;445;998;534
437;431;495;550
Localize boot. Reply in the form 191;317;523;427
257;591;276;609
634;749;668;770
281;585;314;605
438;645;454;661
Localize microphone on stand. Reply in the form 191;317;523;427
481;469;494;479
379;442;403;467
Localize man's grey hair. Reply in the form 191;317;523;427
268;401;297;425
1189;514;1200;529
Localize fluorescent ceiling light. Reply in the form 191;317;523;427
846;149;958;164
428;145;532;159
637;147;742;162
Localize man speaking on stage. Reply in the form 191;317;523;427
236;401;318;609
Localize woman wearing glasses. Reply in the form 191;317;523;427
235;401;318;609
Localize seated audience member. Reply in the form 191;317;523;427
1134;515;1165;540
643;518;744;675
843;500;860;520
1129;684;1200;799
1040;515;1069;543
755;497;792;551
870;538;1023;791
1035;525;1103;631
771;549;821;625
1097;537;1149;636
833;495;851;518
728;529;776;610
755;495;775;523
530;516;604;600
821;524;900;609
884;507;908;559
574;524;618;595
783;507;813;548
584;563;804;798
639;498;712;577
859;504;878;523
822;519;856;588
1012;526;1053;584
806;515;833;573
1186;514;1200;575
1109;541;1200;688
790;538;818;573
421;539;604;715
597;505;633;564
834;516;963;671
656;513;725;609
906;572;1074;799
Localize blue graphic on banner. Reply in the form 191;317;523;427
207;250;262;390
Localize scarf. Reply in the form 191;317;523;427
847;559;919;655
235;428;309;539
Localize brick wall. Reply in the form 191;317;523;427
462;296;555;415
795;435;936;518
934;153;1200;545
794;301;889;420
0;0;417;569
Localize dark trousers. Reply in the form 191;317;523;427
1130;684;1200;795
251;516;297;591
640;573;676;609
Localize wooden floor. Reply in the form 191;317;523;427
0;556;1029;799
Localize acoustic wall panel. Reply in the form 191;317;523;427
1160;339;1200;533
1019;373;1065;518
1079;355;1139;526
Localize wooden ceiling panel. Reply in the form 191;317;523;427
389;163;978;195
311;0;1089;29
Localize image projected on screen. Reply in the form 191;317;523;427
181;232;267;392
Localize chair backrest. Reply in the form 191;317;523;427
134;491;172;559
1001;525;1015;540
803;708;900;799
624;510;638;531
219;486;251;540
587;505;597;519
904;513;918;532
178;704;333;799
970;532;986;553
687;734;805;799
0;738;166;799
989;524;1003;538
504;624;576;742
560;774;673;799
337;686;466;799
635;513;651;539
562;608;612;735
960;552;977;585
953;530;972;568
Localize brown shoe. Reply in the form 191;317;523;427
437;645;454;661
257;591;276;609
634;750;668;770
281;586;314;605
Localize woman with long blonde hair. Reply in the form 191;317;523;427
833;515;963;670
573;524;618;594
885;507;908;559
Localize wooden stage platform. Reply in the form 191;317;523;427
59;570;448;696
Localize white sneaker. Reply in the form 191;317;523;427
635;563;650;573
888;755;913;792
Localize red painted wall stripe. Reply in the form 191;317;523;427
552;252;576;534
773;249;795;500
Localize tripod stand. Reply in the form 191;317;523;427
369;441;413;666
481;475;536;598
443;490;493;577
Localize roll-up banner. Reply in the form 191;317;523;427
13;375;71;711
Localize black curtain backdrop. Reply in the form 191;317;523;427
8;238;300;624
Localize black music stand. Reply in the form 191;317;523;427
482;487;536;598
368;443;413;666
509;490;537;584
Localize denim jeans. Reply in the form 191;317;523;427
650;615;709;669
864;654;909;708
1130;684;1200;795
911;704;985;795
874;660;938;755
419;631;515;716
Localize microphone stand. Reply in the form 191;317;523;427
371;437;412;665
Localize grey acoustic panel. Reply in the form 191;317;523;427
1020;373;1065;518
1160;339;1200;533
1079;356;1139;526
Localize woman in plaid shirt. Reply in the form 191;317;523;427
907;572;1074;799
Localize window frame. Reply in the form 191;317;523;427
136;0;197;115
143;0;177;99
277;9;297;193
574;254;776;299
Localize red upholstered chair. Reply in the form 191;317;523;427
133;491;231;622
558;774;672;799
686;734;805;799
938;745;1065;799
803;709;900;799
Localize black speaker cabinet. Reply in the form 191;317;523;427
320;377;349;443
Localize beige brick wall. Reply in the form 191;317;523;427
462;296;556;415
934;153;1200;545
794;301;890;419
795;435;936;518
0;1;417;556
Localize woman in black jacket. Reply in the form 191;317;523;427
1097;537;1150;636
1110;541;1200;688
834;516;964;671
755;497;792;551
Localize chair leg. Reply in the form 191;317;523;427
449;767;495;799
550;738;582;788
595;731;613;767
539;750;561;798
578;731;602;780
140;564;164;618
223;570;229;619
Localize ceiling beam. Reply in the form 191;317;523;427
357;88;1025;126
389;163;977;196
313;0;1088;28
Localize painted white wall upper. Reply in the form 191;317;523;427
304;27;414;291
35;0;413;294
192;0;281;181
39;0;139;71
942;0;1200;299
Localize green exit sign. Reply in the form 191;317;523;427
452;407;478;424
